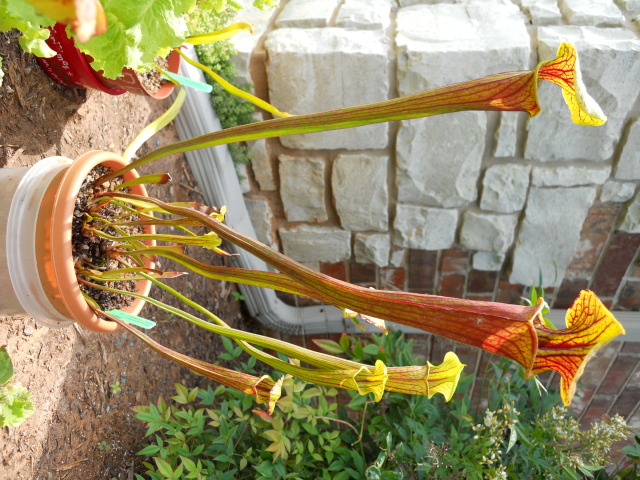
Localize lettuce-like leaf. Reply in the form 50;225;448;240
76;0;197;78
0;383;35;427
0;0;56;57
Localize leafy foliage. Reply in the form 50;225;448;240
133;339;363;480
134;333;636;479
0;0;56;57
598;434;640;479
334;332;634;480
1;0;277;78
0;348;35;428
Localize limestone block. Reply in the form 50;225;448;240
525;27;640;162
510;186;596;287
480;164;531;213
279;154;327;222
389;247;406;267
399;0;457;6
520;0;562;25
560;0;625;26
230;2;277;85
494;113;520;158
460;211;519;253
600;181;637;203
336;0;395;30
275;0;340;28
473;251;506;271
531;165;611;186
280;225;351;263
396;2;530;95
249;139;275;191
615;118;640;180
396;112;485;208
616;0;640;14
354;233;390;266
265;28;389;149
245;197;275;247
620;191;640;233
332;154;389;231
393;204;458;250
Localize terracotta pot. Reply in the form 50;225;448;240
92;50;181;100
0;151;154;332
36;23;180;99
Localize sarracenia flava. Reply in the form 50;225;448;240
95;42;622;408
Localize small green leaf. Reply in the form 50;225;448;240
339;334;350;352
154;457;174;478
0;348;14;386
353;341;364;359
221;336;235;355
171;383;189;404
138;444;161;456
312;339;344;355
173;462;184;480
348;393;368;409
334;471;352;480
363;344;380;356
506;425;518;453
180;456;197;472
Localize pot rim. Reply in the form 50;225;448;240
49;151;154;332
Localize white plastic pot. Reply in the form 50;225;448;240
0;157;74;327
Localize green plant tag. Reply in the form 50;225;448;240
0;348;14;386
161;70;213;93
106;310;156;329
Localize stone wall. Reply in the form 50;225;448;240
229;0;640;311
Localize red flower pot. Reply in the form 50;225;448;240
36;23;179;99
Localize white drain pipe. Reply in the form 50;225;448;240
173;47;640;341
173;47;358;335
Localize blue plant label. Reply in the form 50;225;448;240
106;310;156;329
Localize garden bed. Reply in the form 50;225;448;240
0;31;249;480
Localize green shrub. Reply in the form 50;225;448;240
334;331;634;480
133;338;364;480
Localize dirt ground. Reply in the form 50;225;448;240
0;31;250;479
